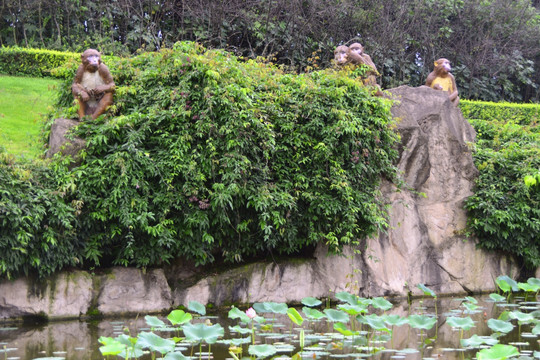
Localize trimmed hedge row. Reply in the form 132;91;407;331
461;99;540;126
0;47;118;78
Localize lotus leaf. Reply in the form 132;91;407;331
371;297;393;311
383;314;409;327
228;306;251;323
417;284;437;298
337;303;368;315
146;315;166;328
323;309;350;323
136;331;175;354
446;316;475;330
460;334;499;348
359;314;390;332
302;307;325;320
487;319;514;334
301;297;322;307
287;308;304;326
476;344;519;360
496;275;519;293
168;310;193;326
188;301;206;315
229;325;252;334
408;315;437;330
182;323;224;344
527;278;540;288
489;293;507;302
163;352;190;360
248;344;278;358
509;311;535;323
335;291;360;305
334;322;359;336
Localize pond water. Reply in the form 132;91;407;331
0;295;539;360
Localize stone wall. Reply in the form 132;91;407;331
0;86;520;320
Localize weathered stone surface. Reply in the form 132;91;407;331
0;86;524;320
46;118;86;158
96;268;173;315
0;271;92;320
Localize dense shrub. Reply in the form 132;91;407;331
1;42;399;278
462;101;540;269
0;150;80;278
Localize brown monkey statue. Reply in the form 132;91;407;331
72;49;115;120
347;42;380;88
426;58;459;106
333;45;349;66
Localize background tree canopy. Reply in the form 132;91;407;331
1;0;539;102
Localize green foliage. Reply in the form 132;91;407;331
0;47;79;78
1;42;399;278
0;151;80;278
462;101;540;269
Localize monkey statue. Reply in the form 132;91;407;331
333;45;349;66
72;49;115;120
347;42;380;88
426;58;459;106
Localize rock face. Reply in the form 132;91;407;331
46;118;86;158
0;86;520;320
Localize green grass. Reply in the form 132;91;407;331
0;75;60;159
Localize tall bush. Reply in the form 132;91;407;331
463;101;540;268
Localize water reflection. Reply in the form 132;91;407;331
0;296;538;360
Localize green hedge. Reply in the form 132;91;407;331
1;42;399;278
462;101;540;269
0;47;119;78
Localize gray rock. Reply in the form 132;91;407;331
46;118;86;158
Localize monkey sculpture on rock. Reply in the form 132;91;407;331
72;49;115;120
426;58;459;106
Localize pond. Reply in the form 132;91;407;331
0;288;539;360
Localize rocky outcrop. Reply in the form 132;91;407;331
46;118;85;158
1;86;519;320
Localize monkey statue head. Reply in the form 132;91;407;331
334;45;349;66
82;49;102;73
434;58;452;76
349;43;363;56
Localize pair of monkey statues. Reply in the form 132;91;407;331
71;45;458;120
333;43;459;106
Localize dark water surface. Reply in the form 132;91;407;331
0;296;538;360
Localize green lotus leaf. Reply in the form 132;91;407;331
476;344;519;360
509;311;535;323
408;314;437;330
182;323;224;344
266;302;289;314
117;346;144;359
337;303;368;315
302;306;326;320
463;302;479;312
460;334;499;348
334;322;359;336
383;314;409;327
489;293;506;302
136;331;175;354
287;307;304;326
487;319;514;333
532;323;540;335
163;352;190;360
99;341;127;357
359;314;390;332
335;291;359;305
187;301;206;315
527;277;540;288
496;275;519;293
465;296;478;304
115;334;138;347
518;282;539;293
323;309;350;323
229;325;252;334
145;315;166;328
371;297;393;311
447;316;475;330
248;344;278;359
228;306;251;323
301;297;322;307
168;310;193;326
417;284;437;298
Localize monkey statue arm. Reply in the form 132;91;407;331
448;73;459;102
93;64;115;96
72;65;90;101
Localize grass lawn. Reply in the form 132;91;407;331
0;75;60;159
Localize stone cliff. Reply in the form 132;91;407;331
0;86;520;320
